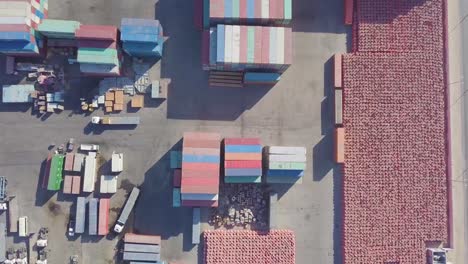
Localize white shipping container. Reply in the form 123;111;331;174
0;8;29;17
18;216;28;237
268;146;307;155
224;25;232;63
276;27;285;65
181;193;219;201
100;175;118;194
261;0;269;19
232;25;240;64
268;154;307;162
83;156;96;192
111;153;124;173
0;2;29;10
0;17;29;25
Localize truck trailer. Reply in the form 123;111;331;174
88;198;98;235
75;197;86;234
114;187;140;233
91;116;140;125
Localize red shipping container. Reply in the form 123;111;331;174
201;30;210;66
78;40;117;49
224;153;262;160
194;0;203;30
335;127;345;163
182;169;220;178
183;139;220;149
184;132;221;141
98;198;110;235
254;0;262;20
173;169;182;187
224;138;261;145
261;26;270;65
63;175;73;194
0;24;29;32
210;0;224;18
75;25;118;41
225;160;262;169
183;147;220;156
344;0;354;25
269;0;277;20
125;233;161;245
182;162;219;171
64;153;74;171
182;176;219;186
334;53;343;88
284;27;292;65
239;26;248;64
182;199;218;207
278;0;284;20
239;0;247;20
181;185;219;194
254;26;262;65
71;176;81;195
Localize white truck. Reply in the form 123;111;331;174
91;116;140;125
114;187;140;233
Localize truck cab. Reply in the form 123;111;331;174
113;222;124;233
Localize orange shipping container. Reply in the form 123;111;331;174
64;153;74;171
224;153;262;161
335;127;345;163
334;53;342;88
183;139;220;149
98;198;110;236
71;176;81;194
63;175;73;194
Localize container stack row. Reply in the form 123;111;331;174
170;150;182;207
123;233;161;263
120;18;163;58
74;197;110;236
75;24;121;76
265;146;306;184
224;138;262;183
0;0;48;56
203;24;292;72
208;0;292;26
181;132;221;207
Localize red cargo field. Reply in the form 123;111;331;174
63;175;72;194
75;25;118;41
124;233;161;245
173;169;181;187
64;153;74;171
98;198;109;235
224;153;262;161
183;139;220;149
224;138;261;145
182;199;218;207
71;176;81;195
183;147;220;156
225;160;262;168
334;53;342;88
204;230;295;264
182;162;219;171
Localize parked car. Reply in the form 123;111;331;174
68;219;75;237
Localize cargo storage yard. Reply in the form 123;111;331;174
0;0;466;264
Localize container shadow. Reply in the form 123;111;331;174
34;158;55;207
291;0;348;33
156;0;272;121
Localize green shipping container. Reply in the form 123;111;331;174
284;0;292;22
247;27;255;63
78;48;118;57
77;54;119;65
170;151;182;169
48;154;64;191
269;162;306;170
232;0;240;19
173;188;181;207
224;176;261;183
38;19;81;35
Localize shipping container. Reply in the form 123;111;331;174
224;153;262;160
98;198;110;236
225;168;262;176
334;53;342;88
183;138;220;149
182;162;219;171
173;169;181;187
63;175;73;194
225;144;262;153
335;127;345;163
111;153;124;173
75;197;86;234
0;223;5;262
75;25;118;41
268;154;307;162
100;175;118;194
73;153;85;172
48;154;64;191
182;169;220;178
183;147;220;156
124;233;161;245
89;198;98;235
243;72;280;84
192;208;201;244
71;176;81;194
225;175;261;183
335;89;343;125
64;153;74;171
182;154;220;163
266;169;304;177
268;161;306;170
18;216;28;237
173;188;181;207
123;252;160;262
225;160;262;168
83;155;96;192
170;151;182;169
267;146;306;155
181;199;219;207
8;198;18;233
181;193;218;201
269;192;277;229
181;183;219;195
124;243;161;254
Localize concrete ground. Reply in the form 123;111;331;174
0;0;347;264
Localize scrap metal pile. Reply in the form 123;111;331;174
343;0;448;263
204;230;295;264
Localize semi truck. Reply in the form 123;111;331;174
91;116;140;125
114;187;140;233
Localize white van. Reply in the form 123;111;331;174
18;216;28;237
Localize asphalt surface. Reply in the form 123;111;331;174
0;0;348;264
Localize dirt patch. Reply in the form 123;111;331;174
47;201;62;216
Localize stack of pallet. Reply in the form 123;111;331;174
265;146;306;184
224;138;262;183
75;24;121;76
203;24;292;72
120;18;163;58
0;0;48;56
104;90;124;112
181;132;220;207
123;233;161;263
208;0;292;26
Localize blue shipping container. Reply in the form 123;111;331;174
182;154;220;163
216;24;225;63
0;32;30;42
121;25;159;35
224;0;232;19
225;145;262;153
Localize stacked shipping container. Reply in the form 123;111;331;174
181;132;220;207
120;18;163;58
75;24;121;76
265;146;306;184
38;19;79;39
47;154;64;191
224;138;262;183
203;24;292;72
0;0;48;56
123;233;161;263
208;0;292;26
